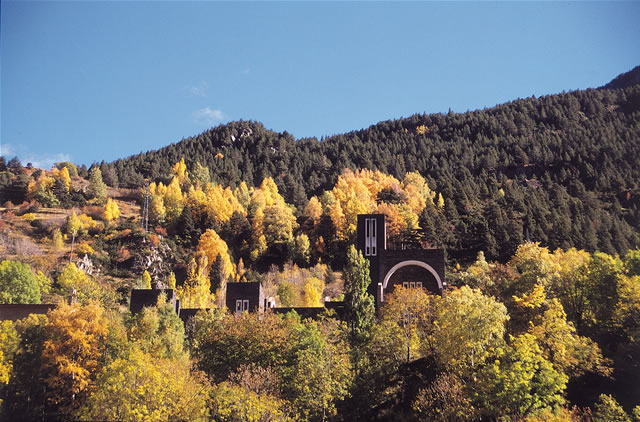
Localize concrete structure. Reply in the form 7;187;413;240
226;282;265;314
356;214;445;306
0;304;56;321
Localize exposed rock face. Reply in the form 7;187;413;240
133;239;174;288
77;254;97;276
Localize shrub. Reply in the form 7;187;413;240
21;213;36;222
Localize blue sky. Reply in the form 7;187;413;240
2;1;639;169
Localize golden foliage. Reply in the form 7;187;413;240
102;197;120;222
171;157;188;185
51;166;71;189
42;301;109;415
52;228;64;251
197;229;234;280
303;196;323;223
177;256;215;309
21;213;37;222
78;348;209;421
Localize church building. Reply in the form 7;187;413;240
356;214;445;306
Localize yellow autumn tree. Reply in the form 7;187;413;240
52;166;71;190
163;177;184;223
259;177;281;207
186;182;245;228
398;203;420;232
332;170;375;238
172;157;188;186
77;348;209;421
329;200;348;241
301;276;324;307
304;196;323;223
147;182;167;224
52;228;64;251
41;301;109;416
263;202;298;246
204;184;237;223
0;320;19;386
547;248;592;325
403;171;435;214
250;206;267;261
234;181;252;210
197;229;234;280
141;270;152;289
528;298;610;378
509;242;558;295
167;272;176;289
103;197;120;222
375;202;406;238
27;172;57;205
184;185;207;221
57;263;104;304
177;256;214;309
66;211;82;235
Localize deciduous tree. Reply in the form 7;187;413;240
476;333;567;419
284;317;352;421
127;294;186;360
380;285;434;364
77;348;209;422
432;286;508;371
0;260;42;304
592;394;630;422
0;320;19;386
343;246;375;354
41;301;109;415
177;256;214;309
103;197;120;222
209;381;290;422
56;262;105;305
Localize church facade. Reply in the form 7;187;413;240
356;214;445;306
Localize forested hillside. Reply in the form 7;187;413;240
107;81;640;262
1;68;640;421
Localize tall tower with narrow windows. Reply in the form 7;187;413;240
357;214;386;299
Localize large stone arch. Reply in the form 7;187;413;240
382;260;443;292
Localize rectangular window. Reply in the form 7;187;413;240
236;299;250;313
365;218;370;256
365;218;377;256
403;282;409;288
416;282;423;289
409;282;416;288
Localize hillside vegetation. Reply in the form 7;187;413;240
1;68;639;420
107;81;640;262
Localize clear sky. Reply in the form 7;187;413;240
1;1;639;168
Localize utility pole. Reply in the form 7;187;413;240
69;229;76;263
142;180;150;234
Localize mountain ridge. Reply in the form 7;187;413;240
601;65;640;90
101;67;640;260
